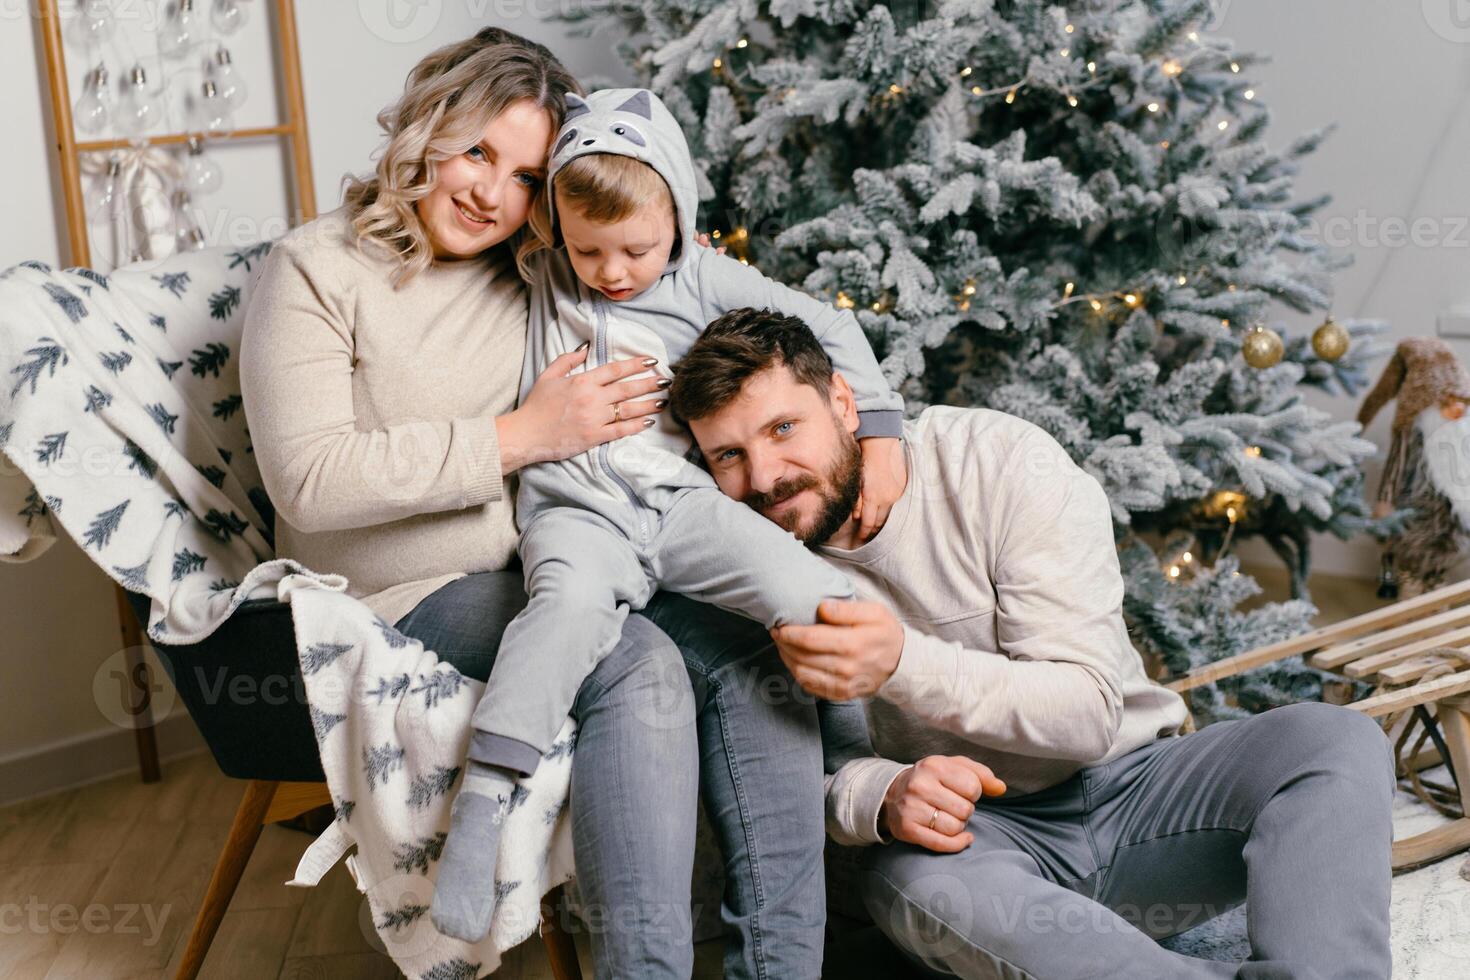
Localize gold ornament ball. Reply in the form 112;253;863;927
1311;316;1350;361
1242;325;1284;369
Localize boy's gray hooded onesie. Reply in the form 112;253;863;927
468;89;904;776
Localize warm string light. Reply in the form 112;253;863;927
709;226;753;268
1055;266;1241;314
955;67;1031;102
1058;287;1147;314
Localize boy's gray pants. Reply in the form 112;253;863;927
467;486;854;776
828;701;1395;979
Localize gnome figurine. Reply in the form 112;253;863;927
1358;337;1470;598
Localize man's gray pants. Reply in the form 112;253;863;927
467;486;855;776
838;701;1395;979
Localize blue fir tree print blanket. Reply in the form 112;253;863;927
0;245;577;978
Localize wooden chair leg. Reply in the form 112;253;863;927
540;882;583;980
114;582;160;783
174;779;278;980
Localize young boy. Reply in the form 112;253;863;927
430;88;903;941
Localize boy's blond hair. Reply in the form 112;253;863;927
553;153;674;225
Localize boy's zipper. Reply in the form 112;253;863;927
592;293;650;546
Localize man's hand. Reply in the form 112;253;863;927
880;755;1007;852
771;599;904;700
853;437;905;541
694;231;727;255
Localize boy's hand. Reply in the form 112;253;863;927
854;437;904;541
694;231;727;256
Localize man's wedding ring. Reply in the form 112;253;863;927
928;807;940;830
612;402;622;423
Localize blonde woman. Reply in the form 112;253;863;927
241;28;839;979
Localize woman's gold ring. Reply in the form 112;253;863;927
612;402;622;423
928;807;940;830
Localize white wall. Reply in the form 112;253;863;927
1212;2;1470;578
1;2;1467;788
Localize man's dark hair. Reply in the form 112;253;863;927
669;307;834;425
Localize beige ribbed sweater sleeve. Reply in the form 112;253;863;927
239;240;504;535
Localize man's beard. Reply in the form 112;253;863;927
742;423;862;546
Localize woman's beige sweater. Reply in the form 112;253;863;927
240;208;528;627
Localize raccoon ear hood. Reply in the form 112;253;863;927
546;88;697;274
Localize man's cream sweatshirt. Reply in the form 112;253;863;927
820;407;1190;845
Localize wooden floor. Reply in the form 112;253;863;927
0;567;1402;979
0;749;733;979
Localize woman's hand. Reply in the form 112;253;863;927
496;344;669;474
879;755;1006;852
853;437;905;541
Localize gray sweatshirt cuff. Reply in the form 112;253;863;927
826;756;910;846
855;410;904;440
467;730;542;777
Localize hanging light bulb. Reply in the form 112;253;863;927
159;0;199;61
189;79;233;136
73;64;111;135
209;47;248;110
116;65;159;139
211;0;249;34
66;0;117;48
85;155;123;225
181;136;223;195
173;189;207;251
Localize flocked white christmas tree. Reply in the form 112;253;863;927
564;0;1398;720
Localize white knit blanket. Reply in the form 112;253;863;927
0;249;575;978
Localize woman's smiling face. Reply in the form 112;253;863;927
418;98;554;261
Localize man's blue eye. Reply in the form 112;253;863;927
719;449;737;461
776;421;794;435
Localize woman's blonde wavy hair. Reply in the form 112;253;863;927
342;27;581;286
